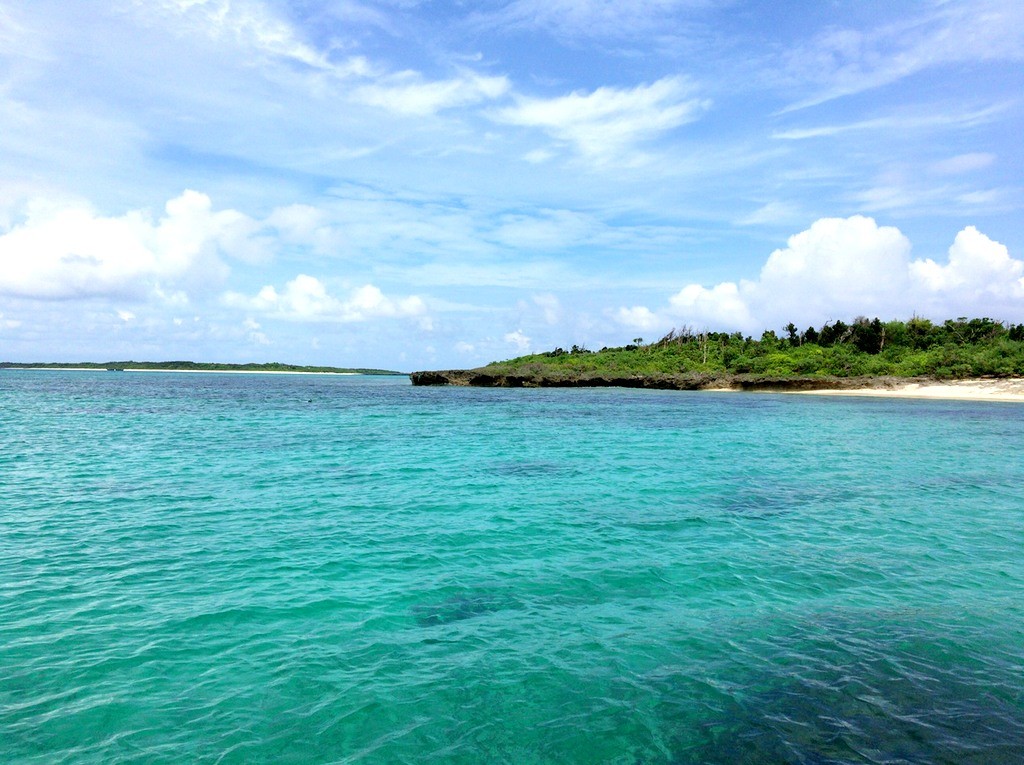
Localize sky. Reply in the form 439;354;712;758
0;0;1022;370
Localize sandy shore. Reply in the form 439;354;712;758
796;378;1024;403
410;368;1024;401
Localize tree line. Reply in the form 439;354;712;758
491;317;1024;379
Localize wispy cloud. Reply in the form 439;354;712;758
493;76;708;163
779;0;1024;111
929;152;996;176
353;71;510;116
0;4;47;64
773;103;1012;140
137;0;336;71
136;0;503;119
478;0;716;39
735;201;803;227
848;176;1018;217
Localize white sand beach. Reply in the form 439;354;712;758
797;378;1024;403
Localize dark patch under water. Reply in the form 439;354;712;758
486;460;579;478
646;612;1024;764
412;592;510;627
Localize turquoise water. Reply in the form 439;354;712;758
2;371;1023;764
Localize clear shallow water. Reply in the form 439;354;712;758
2;371;1023;764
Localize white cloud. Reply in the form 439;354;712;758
668;281;756;329
523;148;554;164
404;260;570;290
135;1;503;120
265;203;343;256
616;305;661;331
956;189;1004;206
266;189;494;262
736;201;803;226
354;71;510;116
0;4;47;66
242;317;270;346
781;0;1024;110
489;209;596;249
0;311;22;330
223;274;428;322
504;329;531;352
139;0;334;72
533;293;561;324
773;104;1010;140
616;216;1024;334
930;153;996;176
494;76;708;163
266;203;327;237
483;0;713;39
910;226;1023;298
0;191;255;300
756;216;911;315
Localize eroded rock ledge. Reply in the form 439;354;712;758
409;370;920;392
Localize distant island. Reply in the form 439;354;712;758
1;361;404;375
411;316;1024;392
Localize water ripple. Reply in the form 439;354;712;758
2;373;1023;763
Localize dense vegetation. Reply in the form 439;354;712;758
481;317;1024;380
0;361;402;375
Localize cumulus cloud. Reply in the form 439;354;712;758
0;190;255;300
494;76;708;163
504;329;531;352
910;226;1023;298
242;317;270;346
616;305;661;331
756;216;911;315
616;216;1024;335
668;281;756;328
223;274;428;323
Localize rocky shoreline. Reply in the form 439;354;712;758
408;369;926;392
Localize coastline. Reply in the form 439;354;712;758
123;369;361;375
794;378;1024;403
409;370;1024;403
13;367;362;375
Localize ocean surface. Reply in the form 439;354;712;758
2;371;1023;764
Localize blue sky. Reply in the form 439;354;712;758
0;0;1021;369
